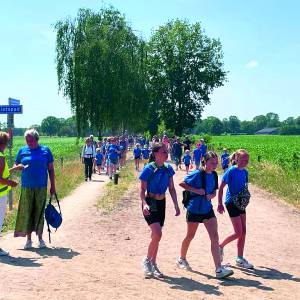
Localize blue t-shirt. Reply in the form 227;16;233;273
183;154;192;165
193;148;202;162
133;148;142;158
221;152;230;167
119;140;127;151
200;144;207;156
142;149;150;159
184;170;216;214
139;163;175;194
15;145;54;188
222;166;248;205
96;153;103;165
107;144;119;160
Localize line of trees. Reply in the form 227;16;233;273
193;113;300;135
55;6;226;137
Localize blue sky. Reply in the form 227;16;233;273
0;0;299;127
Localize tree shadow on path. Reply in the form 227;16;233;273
0;255;42;267
161;275;223;296
232;265;300;282
25;247;80;260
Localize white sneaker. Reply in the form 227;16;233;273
142;257;153;279
38;239;46;249
152;263;164;278
216;266;234;279
176;257;192;271
24;240;33;250
0;248;9;256
236;257;254;269
219;247;224;262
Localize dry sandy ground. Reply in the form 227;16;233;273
0;168;299;300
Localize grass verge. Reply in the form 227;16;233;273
97;161;137;213
248;162;300;210
2;158;84;232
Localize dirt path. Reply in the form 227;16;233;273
0;168;300;300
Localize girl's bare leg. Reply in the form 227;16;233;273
147;223;162;263
180;222;199;259
204;217;221;269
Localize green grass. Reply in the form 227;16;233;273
198;135;300;209
97;161;137;213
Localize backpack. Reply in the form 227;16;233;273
182;170;218;208
45;193;62;243
229;171;251;211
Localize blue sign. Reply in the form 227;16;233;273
0;105;23;114
8;98;20;106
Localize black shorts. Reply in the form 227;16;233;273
143;198;166;227
186;209;216;223
226;202;246;217
222;164;229;170
184;164;190;167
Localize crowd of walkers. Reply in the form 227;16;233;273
0;129;252;282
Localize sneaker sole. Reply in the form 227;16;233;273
216;270;234;279
176;262;192;271
236;263;254;269
144;273;153;279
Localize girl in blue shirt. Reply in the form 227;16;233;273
133;143;142;171
139;143;180;279
177;151;234;279
183;149;192;174
218;149;253;269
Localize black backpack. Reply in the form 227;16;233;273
182;170;218;208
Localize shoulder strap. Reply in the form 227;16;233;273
49;193;62;216
213;171;219;190
199;169;206;190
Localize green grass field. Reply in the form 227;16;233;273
202;135;300;209
8;136;82;161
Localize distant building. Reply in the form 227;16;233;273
255;128;279;135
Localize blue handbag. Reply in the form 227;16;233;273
45;193;62;243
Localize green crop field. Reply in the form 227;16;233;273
208;135;300;169
7;136;82;162
199;135;300;208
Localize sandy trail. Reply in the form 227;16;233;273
0;168;299;300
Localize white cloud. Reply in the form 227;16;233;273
246;60;259;69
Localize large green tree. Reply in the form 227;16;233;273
147;20;226;135
55;7;148;136
41;116;61;136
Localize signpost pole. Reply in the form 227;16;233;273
7;114;14;211
6;98;21;211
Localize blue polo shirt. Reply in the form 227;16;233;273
183;154;192;165
142;149;150;159
96;153;103;165
133;148;142;159
221;152;230;167
107;144;119;160
200;144;207;156
184;170;216;214
139;163;175;194
222;166;248;205
193;148;202;162
15;145;54;188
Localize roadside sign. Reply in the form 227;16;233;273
8;97;20;106
0;105;23;114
